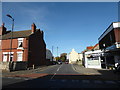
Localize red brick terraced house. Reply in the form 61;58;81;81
0;23;46;71
98;22;120;69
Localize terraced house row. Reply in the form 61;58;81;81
0;23;46;71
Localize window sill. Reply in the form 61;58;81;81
17;47;24;50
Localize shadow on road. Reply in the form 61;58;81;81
97;69;120;81
2;73;120;89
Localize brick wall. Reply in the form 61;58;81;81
28;30;46;67
114;28;120;42
12;61;28;70
0;61;28;71
0;62;9;70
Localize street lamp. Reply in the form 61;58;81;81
6;14;14;62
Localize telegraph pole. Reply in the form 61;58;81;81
52;46;54;62
52;46;54;55
57;46;58;57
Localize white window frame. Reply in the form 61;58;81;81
3;52;14;62
3;54;8;62
17;51;23;61
17;38;24;49
8;52;14;61
3;52;9;54
0;40;1;46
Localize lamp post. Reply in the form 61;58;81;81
6;14;14;71
6;14;14;62
103;44;107;69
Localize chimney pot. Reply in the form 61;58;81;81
31;23;36;33
0;23;6;35
2;23;5;27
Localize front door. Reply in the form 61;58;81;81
9;54;13;61
3;54;7;62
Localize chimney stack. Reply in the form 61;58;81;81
31;23;36;33
0;23;7;35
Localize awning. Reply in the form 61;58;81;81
86;54;101;58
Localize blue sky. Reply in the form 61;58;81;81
2;2;118;57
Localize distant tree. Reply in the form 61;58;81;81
60;53;67;56
60;53;67;62
55;57;60;61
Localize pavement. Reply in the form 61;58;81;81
72;64;120;81
2;65;55;78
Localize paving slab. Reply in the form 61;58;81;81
72;64;120;81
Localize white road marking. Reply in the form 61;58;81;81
94;80;103;84
75;80;79;82
7;77;13;79
71;64;76;71
117;81;120;83
72;80;79;82
57;64;63;71
49;80;56;82
50;64;63;79
82;80;90;83
104;81;117;84
50;79;119;85
50;73;56;80
61;80;66;82
57;68;59;71
3;77;31;80
23;78;31;80
14;77;21;79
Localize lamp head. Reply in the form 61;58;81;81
6;14;12;18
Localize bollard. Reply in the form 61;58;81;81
33;64;34;69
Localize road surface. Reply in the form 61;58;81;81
2;63;120;89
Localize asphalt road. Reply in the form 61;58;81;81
2;63;120;89
36;63;79;74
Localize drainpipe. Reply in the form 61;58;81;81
104;50;107;69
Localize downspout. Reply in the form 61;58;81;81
27;36;30;69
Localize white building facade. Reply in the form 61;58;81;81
69;49;79;64
46;49;53;61
78;53;83;61
84;50;102;69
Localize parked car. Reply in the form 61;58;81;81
52;61;57;65
57;60;62;65
114;64;120;73
65;61;69;64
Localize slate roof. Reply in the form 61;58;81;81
0;29;39;40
